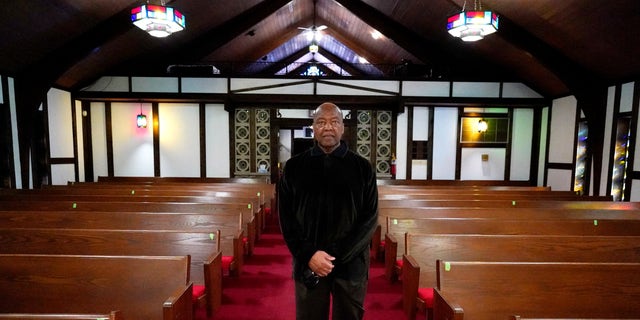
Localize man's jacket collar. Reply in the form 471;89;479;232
310;141;348;158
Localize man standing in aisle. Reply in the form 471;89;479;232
279;102;379;320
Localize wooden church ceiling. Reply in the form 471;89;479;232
1;0;639;98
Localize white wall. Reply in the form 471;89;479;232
510;109;534;180
159;103;200;177
460;148;506;180
205;104;230;177
548;96;577;163
111;102;154;177
47;88;75;185
432;108;458;180
547;97;577;190
395;107;408;179
91;102;108;181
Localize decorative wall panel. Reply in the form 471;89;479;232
234;109;251;175
356;111;372;160
376;111;392;176
234;108;271;176
356;110;393;177
255;109;271;173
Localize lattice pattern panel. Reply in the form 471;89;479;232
356;111;372;161
376;111;392;176
255;109;271;174
234;109;251;175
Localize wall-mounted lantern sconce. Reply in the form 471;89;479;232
477;119;488;132
137;105;147;128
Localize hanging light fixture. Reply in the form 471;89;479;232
309;41;319;54
447;0;498;42
131;1;186;38
477;119;488;133
137;104;148;128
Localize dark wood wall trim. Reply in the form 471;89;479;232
529;108;542;186
80;100;94;182
546;162;574;170
454;107;463;180
50;157;75;164
152;102;160;177
199;103;206;178
405;107;414;179
504;108;513;180
105;102;114;177
70;99;79;182
543;105;552;186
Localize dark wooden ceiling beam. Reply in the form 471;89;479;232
115;0;292;73
14;2;137;187
258;48;312;76
332;0;508;79
315;48;365;77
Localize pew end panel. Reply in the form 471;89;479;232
228;229;245;277
433;289;464;320
383;233;399;282
402;254;421;320
202;249;223;317
163;282;194;320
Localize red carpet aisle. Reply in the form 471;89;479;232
196;220;411;319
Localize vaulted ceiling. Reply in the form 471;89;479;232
2;0;639;99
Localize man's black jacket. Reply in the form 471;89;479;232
278;142;379;282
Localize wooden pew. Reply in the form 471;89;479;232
0;312;122;320
0;196;258;257
56;182;271;238
89;177;275;232
378;190;586;200
376;179;538;187
510;317;640;320
0;254;192;320
433;261;640;320
0;228;229;317
371;205;640;261
403;234;640;319
384;216;640;281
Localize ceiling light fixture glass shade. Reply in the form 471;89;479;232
131;4;186;38
137;113;148;128
477;119;488;132
447;10;498;42
309;42;319;54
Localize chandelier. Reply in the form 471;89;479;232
447;0;498;42
131;2;186;38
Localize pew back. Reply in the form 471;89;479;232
434;261;640;319
0;312;122;320
0;254;192;320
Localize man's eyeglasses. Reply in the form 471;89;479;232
314;120;343;129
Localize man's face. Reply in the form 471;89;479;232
313;108;344;151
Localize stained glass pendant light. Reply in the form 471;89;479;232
131;2;186;38
447;0;498;42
